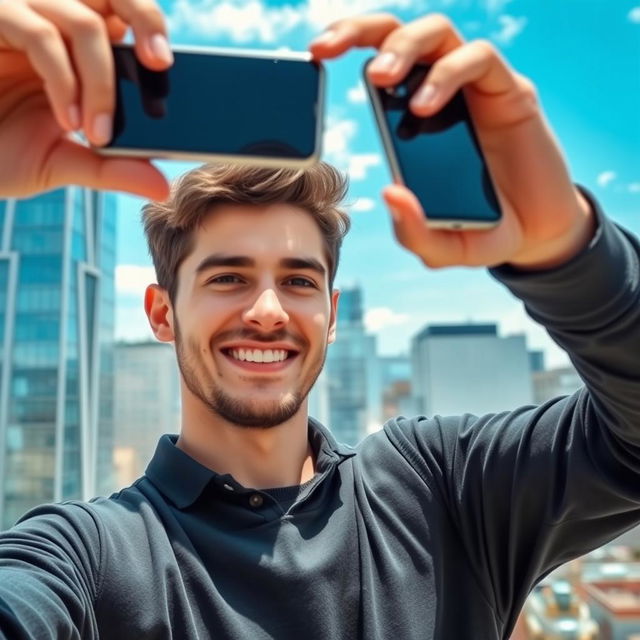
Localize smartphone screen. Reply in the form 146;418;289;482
105;45;323;163
366;62;501;227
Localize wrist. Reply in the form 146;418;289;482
508;187;596;271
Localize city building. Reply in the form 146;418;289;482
528;349;546;373
0;188;116;529
112;341;180;488
580;579;640;639
324;285;379;445
378;355;415;422
532;365;583;405
515;580;599;639
411;323;533;417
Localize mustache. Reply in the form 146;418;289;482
214;329;305;349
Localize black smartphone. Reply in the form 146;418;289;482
98;45;325;167
364;60;502;229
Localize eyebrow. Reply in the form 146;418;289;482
195;254;326;277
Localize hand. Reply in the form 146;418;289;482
0;0;172;200
310;14;595;270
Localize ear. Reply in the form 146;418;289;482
144;284;175;342
328;289;340;345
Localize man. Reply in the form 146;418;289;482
0;2;638;639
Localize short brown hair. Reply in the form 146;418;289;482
142;162;350;302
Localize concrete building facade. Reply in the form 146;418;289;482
411;323;533;417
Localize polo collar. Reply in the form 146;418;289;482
144;418;356;510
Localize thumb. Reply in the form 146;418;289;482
47;138;170;201
382;184;464;268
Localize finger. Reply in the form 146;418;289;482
0;3;79;131
47;138;170;200
309;13;402;60
384;184;523;267
105;15;129;42
29;0;116;146
365;14;463;88
382;184;466;268
108;0;173;69
408;40;520;117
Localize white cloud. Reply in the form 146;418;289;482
628;7;640;23
485;0;514;13
169;0;303;43
323;116;357;159
322;117;382;180
491;15;527;45
347;80;367;104
116;265;157;297
364;307;409;332
168;0;417;43
629;183;640;193
351;197;376;212
597;171;617;188
348;153;383;180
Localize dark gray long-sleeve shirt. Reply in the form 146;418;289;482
1;197;640;639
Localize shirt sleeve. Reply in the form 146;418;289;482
0;502;102;639
385;191;640;630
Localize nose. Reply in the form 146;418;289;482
242;288;289;332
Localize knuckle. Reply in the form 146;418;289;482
378;13;403;29
516;74;538;99
73;12;106;39
428;13;454;33
471;38;498;59
30;23;59;44
134;5;166;29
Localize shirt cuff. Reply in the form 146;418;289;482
489;188;640;329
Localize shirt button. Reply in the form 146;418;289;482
249;493;264;508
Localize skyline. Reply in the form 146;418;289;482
114;0;640;368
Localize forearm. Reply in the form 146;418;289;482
491;189;640;443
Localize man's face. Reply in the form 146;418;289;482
168;203;339;429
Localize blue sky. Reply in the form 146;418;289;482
115;0;640;368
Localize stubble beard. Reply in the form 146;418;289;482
174;320;327;429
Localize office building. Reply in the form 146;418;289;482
113;341;180;488
580;579;640;639
411;323;533;417
0;188;116;529
532;365;583;404
324;286;379;445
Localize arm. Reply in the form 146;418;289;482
312;12;639;631
0;503;103;639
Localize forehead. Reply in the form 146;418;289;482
184;203;328;270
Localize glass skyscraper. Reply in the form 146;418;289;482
325;286;379;446
0;188;116;529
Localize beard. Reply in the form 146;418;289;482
174;319;326;429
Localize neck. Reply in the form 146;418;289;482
175;386;315;489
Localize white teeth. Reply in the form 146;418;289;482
229;348;288;363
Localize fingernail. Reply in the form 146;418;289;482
369;52;398;74
311;29;337;46
149;33;173;64
411;84;438;108
92;113;112;146
68;104;81;131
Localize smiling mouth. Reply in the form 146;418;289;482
223;348;295;364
